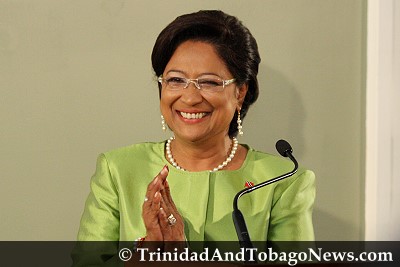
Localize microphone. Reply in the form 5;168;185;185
276;139;293;157
232;139;299;262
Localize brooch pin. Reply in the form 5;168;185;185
244;181;254;188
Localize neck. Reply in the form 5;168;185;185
168;134;234;172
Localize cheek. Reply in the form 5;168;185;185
159;92;168;114
202;94;237;123
218;91;239;111
160;91;177;115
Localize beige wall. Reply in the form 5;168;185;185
0;0;366;240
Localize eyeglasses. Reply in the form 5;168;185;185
157;75;236;92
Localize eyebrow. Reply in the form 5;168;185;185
165;69;222;77
166;69;185;75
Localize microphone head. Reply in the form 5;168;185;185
275;139;293;157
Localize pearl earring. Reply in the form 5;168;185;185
161;115;167;132
237;110;243;136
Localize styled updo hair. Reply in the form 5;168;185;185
151;10;261;138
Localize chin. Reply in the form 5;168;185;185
173;131;209;143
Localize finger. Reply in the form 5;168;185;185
159;195;173;217
158;208;185;242
141;167;170;242
142;191;163;240
158;207;172;237
143;165;168;209
143;178;159;210
151;191;161;212
142;177;162;221
142;188;160;222
161;179;179;214
160;185;172;209
158;165;169;183
158;207;169;228
142;191;161;223
159;202;180;231
164;179;174;205
162;196;184;228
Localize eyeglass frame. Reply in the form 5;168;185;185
157;75;236;92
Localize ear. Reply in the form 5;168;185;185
235;83;248;109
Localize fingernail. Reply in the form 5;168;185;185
152;177;158;185
159;207;165;216
160;165;169;176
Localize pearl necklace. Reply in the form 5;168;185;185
165;137;238;172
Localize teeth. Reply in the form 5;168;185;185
180;112;207;119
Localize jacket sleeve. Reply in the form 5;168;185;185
72;154;121;266
268;169;316;241
77;153;120;240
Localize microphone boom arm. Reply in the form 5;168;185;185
232;145;299;261
233;153;298;211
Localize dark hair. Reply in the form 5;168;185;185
151;10;261;137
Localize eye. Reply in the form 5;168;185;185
198;78;223;88
166;77;186;86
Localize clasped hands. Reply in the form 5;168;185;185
142;165;185;248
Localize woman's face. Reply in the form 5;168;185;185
160;40;247;143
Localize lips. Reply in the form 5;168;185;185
179;111;208;119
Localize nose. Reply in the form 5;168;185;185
180;81;203;105
183;79;201;90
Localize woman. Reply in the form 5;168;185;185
75;9;315;262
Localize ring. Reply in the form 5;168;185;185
144;196;148;202
167;214;177;226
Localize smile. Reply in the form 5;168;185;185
180;112;208;119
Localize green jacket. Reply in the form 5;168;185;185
77;141;315;242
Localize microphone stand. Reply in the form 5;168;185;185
232;140;299;263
